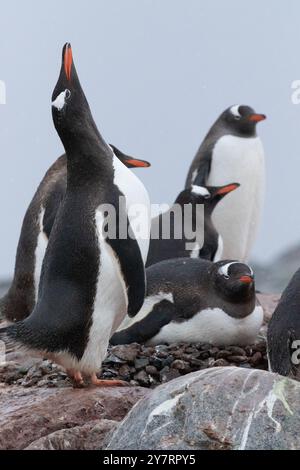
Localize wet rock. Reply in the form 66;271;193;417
26;419;118;450
107;368;300;450
0;385;148;450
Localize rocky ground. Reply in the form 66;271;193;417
0;293;280;450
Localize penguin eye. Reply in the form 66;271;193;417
65;89;71;99
234;115;241;120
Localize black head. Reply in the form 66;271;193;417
51;43;98;149
176;181;240;210
212;260;255;301
109;144;151;169
218;105;266;137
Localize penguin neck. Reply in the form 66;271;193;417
63;127;113;189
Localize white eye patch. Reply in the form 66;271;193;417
230;105;241;119
52;89;71;111
218;261;239;278
191;185;210;198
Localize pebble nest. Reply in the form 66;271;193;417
0;341;268;389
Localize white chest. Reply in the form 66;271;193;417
150;305;263;347
207;135;265;261
208;135;265;186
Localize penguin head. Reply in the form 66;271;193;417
109;144;151;169
51;43;95;142
220;105;266;137
177;182;240;209
213;260;255;300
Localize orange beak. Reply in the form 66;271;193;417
239;275;253;284
216;183;240;196
248;113;266;123
64;44;73;81
126;158;151;168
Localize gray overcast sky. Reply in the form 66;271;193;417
0;0;300;278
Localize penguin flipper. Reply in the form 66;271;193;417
110;299;176;345
186;147;212;188
107;235;146;318
43;178;66;238
192;153;212;186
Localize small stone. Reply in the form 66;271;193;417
209;347;219;357
111;344;140;363
212;359;229;367
118;364;132;380
216;350;232;359
227;346;246;356
149;356;164;370
134;357;150;370
249;352;262;366
160;366;180;383
134;370;149;387
227;355;248;364
171;360;189;371
200;344;211;351
189;358;205;368
145;365;158;376
198;351;210;360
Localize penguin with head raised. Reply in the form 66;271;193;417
111;258;263;347
146;178;240;267
267;268;300;380
0;43;150;387
1;147;150;323
185;105;266;262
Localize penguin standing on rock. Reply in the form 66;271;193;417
185;105;266;262
146;181;240;267
267;268;300;379
111;258;263;347
0;148;150;323
0;44;150;387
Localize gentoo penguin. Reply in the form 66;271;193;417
267;268;300;379
111;258;263;347
0;43;150;387
146;181;239;267
185;105;266;262
0;148;150;323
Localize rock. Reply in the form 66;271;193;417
107;367;300;450
26;419;118;450
110;344;140;363
134;357;150;370
134;370;149;387
0;384;148;450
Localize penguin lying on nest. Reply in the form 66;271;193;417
0;138;150;324
111;258;263;347
146;178;239;267
0;43;150;387
267;268;300;380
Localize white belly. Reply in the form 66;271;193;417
207;135;265;262
56;210;128;374
113;155;151;263
150;305;263;347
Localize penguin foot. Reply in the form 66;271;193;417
67;370;85;388
91;373;127;387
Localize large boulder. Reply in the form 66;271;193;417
107;367;300;450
